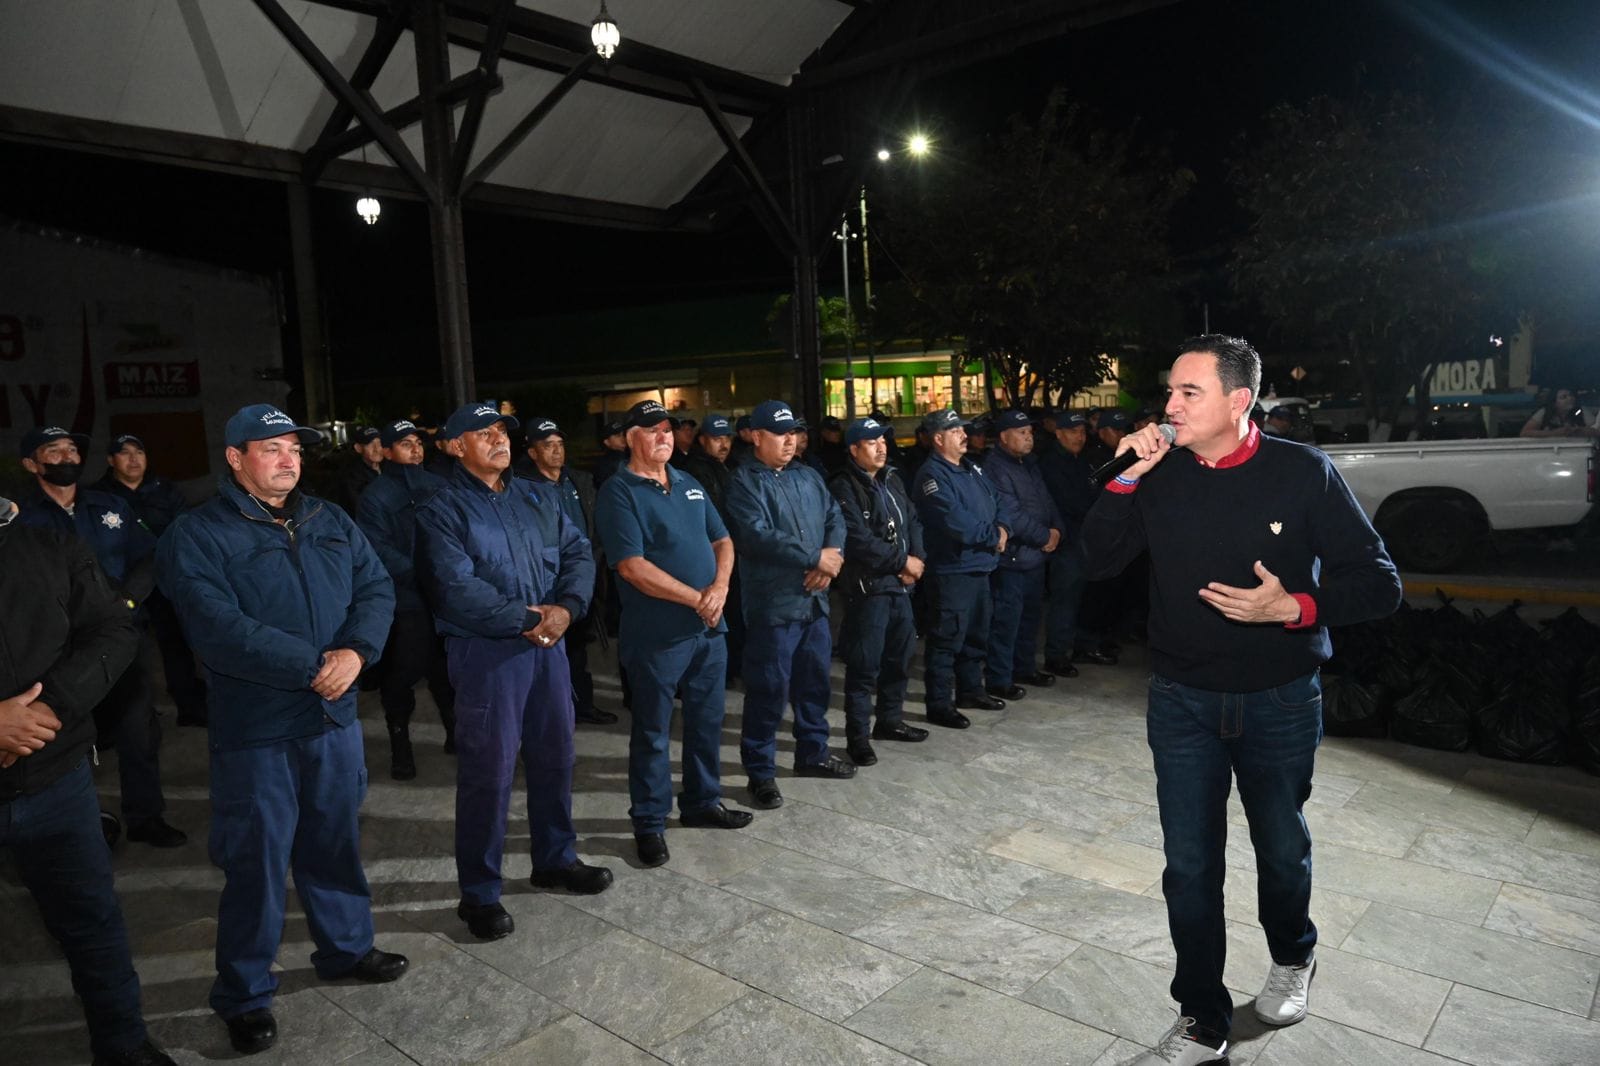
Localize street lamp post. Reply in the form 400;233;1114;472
834;210;857;421
859;183;876;415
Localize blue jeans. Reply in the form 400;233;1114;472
987;566;1045;686
1147;670;1323;1036
208;721;374;1017
623;631;728;832
841;592;916;738
740;613;833;778
922;571;992;711
448;637;577;905
1043;545;1095;660
1;760;148;1058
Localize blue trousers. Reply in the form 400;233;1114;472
922;571;992;711
208;721;373;1017
1043;546;1096;661
841;592;915;738
987;566;1045;686
448;637;576;906
1147;670;1323;1036
2;760;148;1058
740;613;833;778
623;631;727;832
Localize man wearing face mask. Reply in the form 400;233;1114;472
17;427;185;849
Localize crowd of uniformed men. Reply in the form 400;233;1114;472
2;393;1149;1064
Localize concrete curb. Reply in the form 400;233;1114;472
1402;578;1600;608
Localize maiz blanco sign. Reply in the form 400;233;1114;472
1428;358;1498;396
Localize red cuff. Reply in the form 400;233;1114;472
1105;478;1138;495
1285;593;1318;630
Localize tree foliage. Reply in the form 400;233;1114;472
873;90;1193;409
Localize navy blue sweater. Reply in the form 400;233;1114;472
1081;436;1401;691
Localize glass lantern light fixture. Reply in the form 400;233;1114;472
591;1;620;60
356;195;381;224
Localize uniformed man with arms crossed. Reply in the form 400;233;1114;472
596;400;752;869
158;404;407;1056
1084;336;1401;1066
415;401;610;946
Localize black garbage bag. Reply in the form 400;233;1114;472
1475;676;1568;765
1390;659;1474;752
1571;655;1600;776
1322;673;1388;739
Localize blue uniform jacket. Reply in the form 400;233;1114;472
912;453;1011;575
1039;448;1097;542
92;471;190;538
724;459;846;626
156;477;396;750
984;449;1065;572
414;463;595;641
356;460;447;612
19;486;158;604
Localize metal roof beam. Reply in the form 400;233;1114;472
461;52;594;196
304;67;499;179
688;77;797;257
449;0;516;194
301;0;410;185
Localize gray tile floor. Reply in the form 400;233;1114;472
6;641;1600;1065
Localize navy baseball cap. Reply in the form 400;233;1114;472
625;399;677;429
107;433;145;455
601;419;626;439
700;414;733;437
1268;405;1292;420
993;409;1032;432
20;426;90;458
1099;409;1132;432
351;425;380;445
820;416;842;432
750;400;798;433
379;419;424;447
526;417;565;442
844;416;891;446
920;408;970;434
1058;411;1089;429
439;401;519;441
735;414;752;433
792;418;810;433
224;404;322;449
679;418;698;429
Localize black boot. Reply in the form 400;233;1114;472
388;724;416;780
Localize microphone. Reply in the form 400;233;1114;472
1091;423;1178;485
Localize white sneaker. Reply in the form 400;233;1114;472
1133;1016;1229;1065
1254;955;1315;1025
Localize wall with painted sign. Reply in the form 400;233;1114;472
0;223;286;484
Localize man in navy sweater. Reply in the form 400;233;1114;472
1083;336;1401;1066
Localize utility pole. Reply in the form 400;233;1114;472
859;184;877;414
834;210;856;420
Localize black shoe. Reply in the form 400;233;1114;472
339;947;408;983
795;755;857;779
1016;671;1056;687
93;1039;178;1066
575;705;619;725
457;900;514;940
126;818;187;848
389;726;416;781
926;709;971;729
1043;659;1080;678
635;833;670;867
224;1008;277;1056
530;860;614;895
443;732;457;755
957;692;1005;711
1071;649;1119;666
101;811;122;848
872;721;929;742
747;778;784;809
846;738;878;766
1100;640;1123;655
985;684;1026;700
680;803;754;829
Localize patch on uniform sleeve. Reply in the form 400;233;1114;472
921;479;938;496
101;511;124;529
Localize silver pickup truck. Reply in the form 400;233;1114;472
1324;438;1596;572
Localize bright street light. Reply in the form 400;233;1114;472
876;147;892;162
907;133;931;156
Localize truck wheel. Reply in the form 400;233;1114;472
1382;500;1482;573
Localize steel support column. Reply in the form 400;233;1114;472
414;0;475;407
787;100;823;424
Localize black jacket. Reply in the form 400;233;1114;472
828;460;924;597
0;507;140;798
93;471;190;538
681;447;733;520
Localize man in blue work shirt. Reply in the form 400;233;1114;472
415;401;609;945
157;404;406;1056
596;400;752;869
356;419;456;780
18;426;185;849
519;416;618;727
829;416;929;767
912;408;1012;729
983;409;1065;698
725;400;853;811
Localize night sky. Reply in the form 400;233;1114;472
2;0;1595;391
